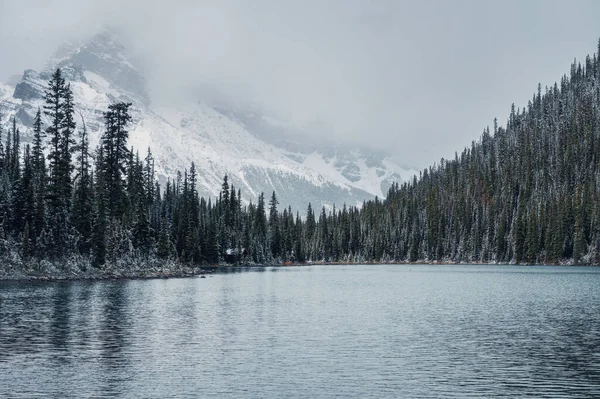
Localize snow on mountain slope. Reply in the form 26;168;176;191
301;151;413;198
0;31;417;211
214;106;418;197
0;83;12;99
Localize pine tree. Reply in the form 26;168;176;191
157;216;172;259
44;68;73;257
144;148;155;206
32;108;45;171
59;83;76;210
253;193;267;263
268;191;281;259
0;113;4;170
31;108;47;243
12;145;34;236
72;114;93;255
99;102;132;219
9;117;20;181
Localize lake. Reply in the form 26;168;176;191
1;264;600;398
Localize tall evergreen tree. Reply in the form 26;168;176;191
44;68;73;257
72;114;93;254
99;102;132;219
268;191;281;259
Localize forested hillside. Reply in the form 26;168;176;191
1;40;600;276
378;41;600;265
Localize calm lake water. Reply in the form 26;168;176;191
1;264;600;398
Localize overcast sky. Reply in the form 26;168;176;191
1;0;599;169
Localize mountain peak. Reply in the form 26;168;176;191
45;30;149;105
1;31;415;211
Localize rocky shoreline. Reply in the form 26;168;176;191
0;257;218;282
2;257;587;283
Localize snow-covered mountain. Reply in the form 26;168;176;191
0;31;417;211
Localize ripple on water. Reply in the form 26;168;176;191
1;264;600;398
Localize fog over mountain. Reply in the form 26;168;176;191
0;30;420;212
1;0;600;169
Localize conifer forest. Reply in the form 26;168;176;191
3;42;600;277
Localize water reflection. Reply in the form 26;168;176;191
50;283;71;353
97;283;131;397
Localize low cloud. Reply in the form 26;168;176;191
1;0;600;168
